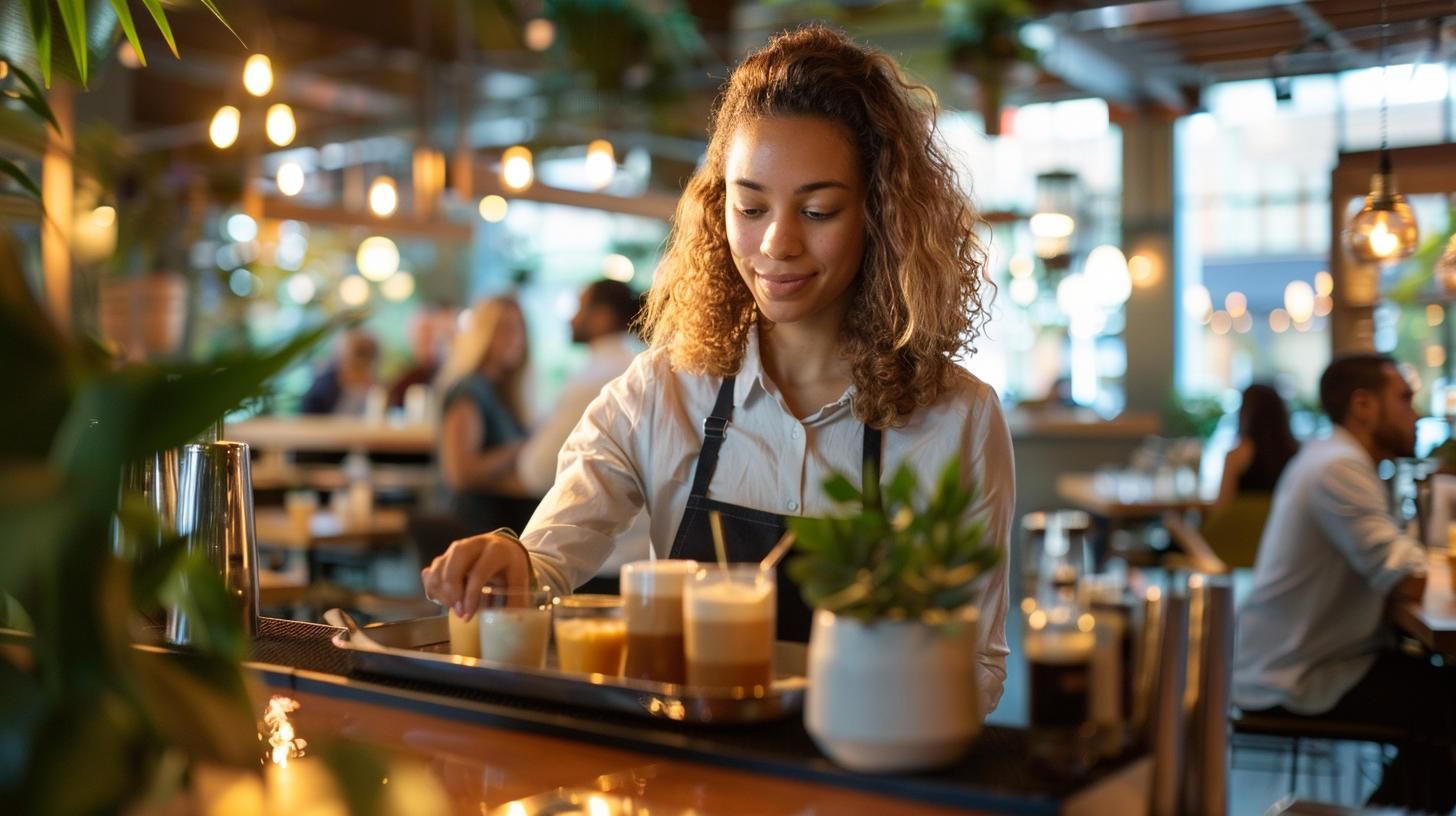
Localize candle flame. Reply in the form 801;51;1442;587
263;695;307;767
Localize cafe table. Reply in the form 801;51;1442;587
229;415;435;455
1391;550;1456;657
1054;473;1215;522
232;618;1152;815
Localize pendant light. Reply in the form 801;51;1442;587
1345;0;1418;264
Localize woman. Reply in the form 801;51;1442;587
435;296;538;532
1214;382;1299;511
422;25;1014;714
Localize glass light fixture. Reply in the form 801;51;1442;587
585;140;616;190
276;161;305;197
266;103;296;147
356;236;400;282
1031;171;1080;265
243;54;274;97
478;195;509;223
209;105;241;149
368;176;399;217
1345;0;1418;264
501;146;534;192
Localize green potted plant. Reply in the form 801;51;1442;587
788;457;1000;773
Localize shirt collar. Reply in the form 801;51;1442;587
735;325;857;414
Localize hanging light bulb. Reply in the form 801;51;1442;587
501;146;534;192
243;54;274;96
356;236;400;282
478;195;509;223
368;176;399;218
585;140;616;190
276;161;305;197
266;103;296;147
209;105;241;149
1345;0;1418;264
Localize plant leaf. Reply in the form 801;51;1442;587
0;155;43;202
22;0;53;86
822;474;860;505
139;0;178;58
55;0;89;86
7;63;61;133
195;0;246;47
130;648;259;767
108;0;147;67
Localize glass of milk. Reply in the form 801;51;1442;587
476;586;554;669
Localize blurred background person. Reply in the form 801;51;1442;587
301;329;380;416
1214;382;1300;511
517;279;649;594
388;303;454;410
435;296;537;534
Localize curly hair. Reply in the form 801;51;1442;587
640;24;992;428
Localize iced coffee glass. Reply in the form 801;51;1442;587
683;565;776;690
554;594;626;676
476;586;553;669
620;559;697;684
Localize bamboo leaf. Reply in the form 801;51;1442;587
22;0;53;86
195;0;246;47
139;0;178;58
55;0;89;86
108;0;147;67
8;63;61;133
0;156;42;202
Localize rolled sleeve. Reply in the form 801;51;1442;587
1310;457;1428;596
520;365;650;594
966;387;1014;717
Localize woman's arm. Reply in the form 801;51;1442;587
438;399;527;495
1213;440;1253;512
965;387;1015;719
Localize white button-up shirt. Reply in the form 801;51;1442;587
517;332;651;577
1233;426;1428;714
520;327;1015;715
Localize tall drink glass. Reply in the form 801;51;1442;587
620;559;697;684
683;565;775;690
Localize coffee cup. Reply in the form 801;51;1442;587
683;565;775;690
620;559;697;684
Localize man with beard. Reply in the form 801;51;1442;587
1234;354;1451;810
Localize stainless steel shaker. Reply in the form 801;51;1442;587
166;440;260;644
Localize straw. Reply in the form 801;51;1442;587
760;531;795;574
708;510;730;572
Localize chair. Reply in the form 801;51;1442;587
1199;493;1272;570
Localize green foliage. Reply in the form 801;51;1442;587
0;247;347;811
1165;393;1226;440
787;456;999;624
16;0;239;88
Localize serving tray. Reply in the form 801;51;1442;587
324;609;808;725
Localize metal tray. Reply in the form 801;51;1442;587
324;610;808;725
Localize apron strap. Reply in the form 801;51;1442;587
862;423;883;477
685;376;737;500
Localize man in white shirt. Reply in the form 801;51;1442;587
517;279;650;594
1233;354;1452;811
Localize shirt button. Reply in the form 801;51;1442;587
791;426;802;440
787;499;800;512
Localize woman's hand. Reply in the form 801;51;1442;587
421;532;534;619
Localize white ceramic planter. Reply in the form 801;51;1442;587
805;607;981;773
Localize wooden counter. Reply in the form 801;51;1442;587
245;619;1150;816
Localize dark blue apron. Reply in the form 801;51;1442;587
667;376;882;642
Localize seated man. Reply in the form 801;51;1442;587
1233;354;1451;811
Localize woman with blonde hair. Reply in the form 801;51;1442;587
435;295;537;531
424;25;1013;714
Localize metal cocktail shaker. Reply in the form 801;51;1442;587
166;440;260;644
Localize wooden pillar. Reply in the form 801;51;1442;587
41;83;74;332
